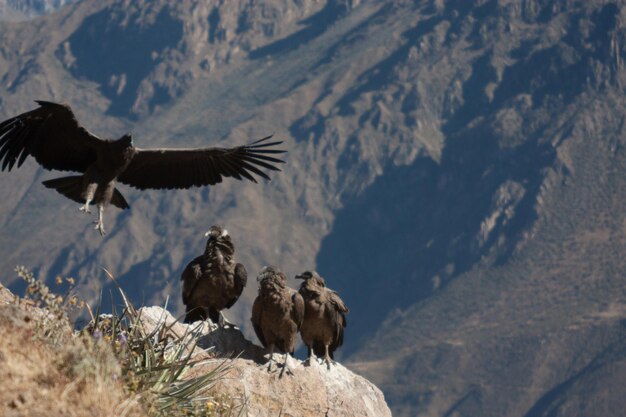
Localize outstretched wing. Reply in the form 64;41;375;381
118;135;286;190
0;100;102;172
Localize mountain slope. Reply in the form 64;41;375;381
337;1;626;416
0;0;80;21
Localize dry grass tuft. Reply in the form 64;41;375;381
0;267;244;417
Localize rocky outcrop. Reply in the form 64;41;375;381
138;306;392;417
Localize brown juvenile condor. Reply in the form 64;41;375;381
251;266;304;376
181;225;247;325
0;100;285;235
296;270;348;367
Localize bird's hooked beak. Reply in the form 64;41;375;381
295;271;314;280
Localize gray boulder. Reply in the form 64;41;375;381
138;306;392;417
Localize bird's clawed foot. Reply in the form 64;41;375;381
304;354;319;367
259;358;276;373
93;205;106;236
93;219;106;236
218;312;236;329
279;354;295;378
324;355;335;370
279;364;295;378
259;348;277;374
79;203;91;214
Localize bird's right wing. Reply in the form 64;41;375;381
251;297;266;347
181;260;202;305
0;101;102;172
118;136;286;190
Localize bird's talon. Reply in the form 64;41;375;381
279;365;294;378
261;360;275;373
93;222;106;235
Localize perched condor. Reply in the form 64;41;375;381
251;266;304;376
0;100;286;235
181;225;247;325
296;270;348;366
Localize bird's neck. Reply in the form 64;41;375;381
205;239;234;262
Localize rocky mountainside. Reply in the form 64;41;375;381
1;0;626;416
0;0;79;21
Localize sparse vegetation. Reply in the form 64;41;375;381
1;266;244;417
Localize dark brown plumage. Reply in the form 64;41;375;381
296;270;348;366
251;266;304;375
181;225;247;325
0;100;285;235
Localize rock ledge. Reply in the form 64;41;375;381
139;306;392;417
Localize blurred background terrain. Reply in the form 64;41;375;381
1;1;625;416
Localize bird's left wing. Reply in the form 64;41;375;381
327;290;349;349
329;290;349;328
326;290;350;351
291;291;305;329
225;263;248;309
118;135;285;190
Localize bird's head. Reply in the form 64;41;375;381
257;265;278;282
295;270;320;281
296;270;325;287
205;225;227;239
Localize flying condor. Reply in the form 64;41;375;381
0;100;286;235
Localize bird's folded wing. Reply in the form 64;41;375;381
251;298;266;347
0;100;101;172
291;292;305;328
118;136;286;190
328;290;348;329
328;290;349;314
325;292;348;348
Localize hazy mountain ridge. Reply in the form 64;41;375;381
0;0;79;21
1;1;625;416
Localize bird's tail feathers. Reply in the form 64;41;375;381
312;342;327;358
42;176;130;209
111;188;130;209
42;176;85;205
